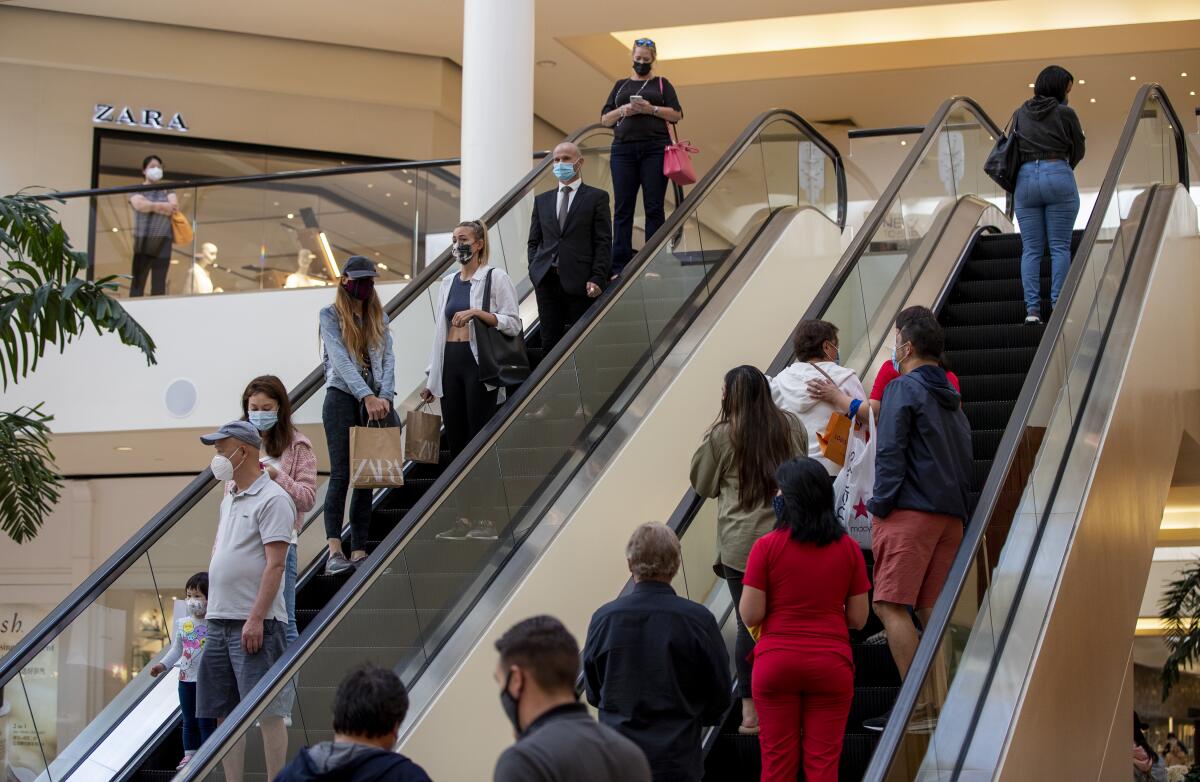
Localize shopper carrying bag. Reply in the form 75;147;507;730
833;409;876;549
349;417;405;489
404;403;442;464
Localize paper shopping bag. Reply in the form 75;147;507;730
349;422;405;489
404;404;442;464
815;410;852;467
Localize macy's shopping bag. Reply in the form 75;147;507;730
403;404;442;464
832;408;876;549
349;420;405;489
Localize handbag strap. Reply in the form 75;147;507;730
806;361;844;389
481;267;494;314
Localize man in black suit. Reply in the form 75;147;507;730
527;141;613;351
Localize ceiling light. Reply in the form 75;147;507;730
367;183;374;189
286;213;295;219
1182;72;1189;77
111;227;119;232
406;179;413;184
1078;79;1085;85
1191;91;1197;96
900;140;907;146
115;446;133;452
273;201;279;206
403;274;411;280
1089;98;1096;103
1130;76;1137;81
403;201;409;206
385;193;391;197
377;263;389;271
537;59;557;68
1027;83;1034;88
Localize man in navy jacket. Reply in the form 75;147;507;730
863;307;972;732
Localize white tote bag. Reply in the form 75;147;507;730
833;407;876;549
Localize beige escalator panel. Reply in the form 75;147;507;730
396;207;841;780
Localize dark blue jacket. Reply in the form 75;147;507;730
868;364;973;521
583;581;731;782
274;741;431;782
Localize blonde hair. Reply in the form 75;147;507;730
333;280;385;366
455;219;490;265
631;42;657;62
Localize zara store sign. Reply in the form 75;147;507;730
93;103;189;132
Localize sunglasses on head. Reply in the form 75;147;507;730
634;38;656;47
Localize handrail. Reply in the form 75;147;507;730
177;108;846;782
29;152;545;202
864;83;1191;780
650;96;1010;605
0;122;607;687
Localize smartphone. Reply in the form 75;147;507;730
629;95;647;103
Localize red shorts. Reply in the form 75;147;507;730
871;509;963;609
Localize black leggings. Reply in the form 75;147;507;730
441;342;499;457
130;252;170;297
724;567;755;699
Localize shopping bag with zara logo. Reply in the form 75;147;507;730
349;419;405;489
403;404;442;465
832;407;876;549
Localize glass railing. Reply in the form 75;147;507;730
176;109;846;782
869;85;1191;781
0;125;616;782
825;98;1007;378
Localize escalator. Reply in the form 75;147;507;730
158;110;849;782
694;86;1194;781
0;122;619;782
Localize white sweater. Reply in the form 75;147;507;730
770;361;868;476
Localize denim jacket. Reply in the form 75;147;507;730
319;305;396;401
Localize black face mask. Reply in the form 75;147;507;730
454;243;474;264
499;670;522;735
632;60;652;76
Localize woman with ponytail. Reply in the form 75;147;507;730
689;365;807;735
318;256;397;575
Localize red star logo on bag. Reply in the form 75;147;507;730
854;500;869;519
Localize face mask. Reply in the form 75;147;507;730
345;278;374;301
891;342;909;375
210;448;244;482
145;167;163;182
552;162;577;183
249;411;278;431
499;670;522;736
632;60;652;76
827;342;841;365
186;598;207;617
772;494;786;521
453;243;474;264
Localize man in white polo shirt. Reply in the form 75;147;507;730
195;420;295;782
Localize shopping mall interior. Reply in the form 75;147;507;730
1;0;1199;779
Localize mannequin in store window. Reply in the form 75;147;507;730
187;242;221;295
285;249;325;289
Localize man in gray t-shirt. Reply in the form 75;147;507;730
493;616;650;782
195;421;295;782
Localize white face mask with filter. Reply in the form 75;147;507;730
145;166;164;182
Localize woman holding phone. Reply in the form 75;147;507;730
600;38;684;277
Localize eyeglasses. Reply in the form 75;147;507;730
634;38;656;47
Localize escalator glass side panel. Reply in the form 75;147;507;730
874;87;1191;781
183;112;845;782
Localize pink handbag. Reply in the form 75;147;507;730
663;122;699;186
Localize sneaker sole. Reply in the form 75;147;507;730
465;534;499;541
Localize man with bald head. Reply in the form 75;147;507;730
527;140;612;351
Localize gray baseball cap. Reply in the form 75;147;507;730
342;255;378;279
199;420;261;449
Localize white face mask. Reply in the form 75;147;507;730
145;166;164;182
186;598;207;617
210;448;244;482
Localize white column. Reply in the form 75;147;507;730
460;0;534;221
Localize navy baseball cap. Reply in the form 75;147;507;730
199;420;261;449
342;256;378;279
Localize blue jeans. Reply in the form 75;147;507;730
284;542;298;646
1014;159;1080;316
610;139;669;276
178;680;216;752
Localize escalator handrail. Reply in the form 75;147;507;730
176;109;846;782
658;96;1010;542
30;153;530;202
0;123;609;687
864;83;1191;780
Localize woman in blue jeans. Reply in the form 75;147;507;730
1012;65;1086;324
600;38;684;276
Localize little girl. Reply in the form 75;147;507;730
150;572;214;769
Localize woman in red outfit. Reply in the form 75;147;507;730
740;457;870;782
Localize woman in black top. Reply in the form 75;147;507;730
127;154;178;297
1011;65;1086;325
600;38;683;277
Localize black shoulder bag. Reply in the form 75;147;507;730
983;110;1023;193
475;268;530;387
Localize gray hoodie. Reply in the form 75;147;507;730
1015;96;1086;169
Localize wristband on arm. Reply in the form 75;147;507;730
848;399;862;420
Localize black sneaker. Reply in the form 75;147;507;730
466;520;499;540
436;519;472;541
324;553;353;575
863;708;890;732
